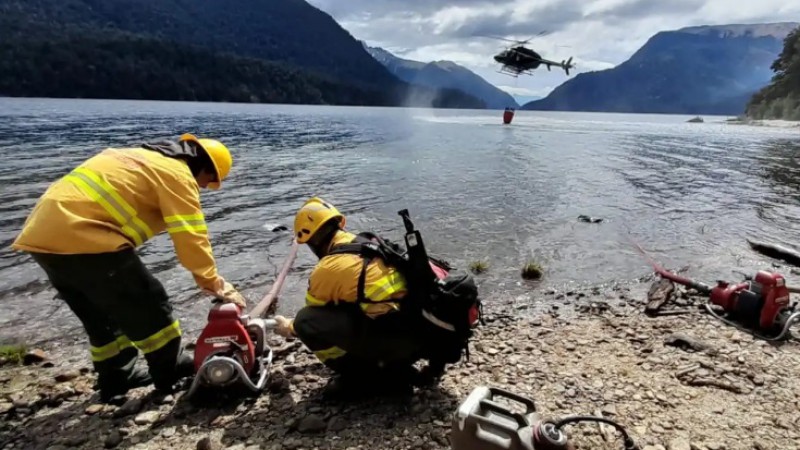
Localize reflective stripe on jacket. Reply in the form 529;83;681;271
12;147;222;291
304;231;408;318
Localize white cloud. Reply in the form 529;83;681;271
307;0;800;98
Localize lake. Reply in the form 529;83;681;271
1;97;799;350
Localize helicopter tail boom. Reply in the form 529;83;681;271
537;56;574;75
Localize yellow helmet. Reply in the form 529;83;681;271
294;197;346;244
179;133;232;190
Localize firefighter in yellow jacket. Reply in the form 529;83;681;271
273;197;431;398
12;133;246;403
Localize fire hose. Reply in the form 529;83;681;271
548;416;638;450
631;238;800;342
251;239;300;321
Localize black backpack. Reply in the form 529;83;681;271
327;209;483;365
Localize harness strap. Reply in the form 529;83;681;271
141;140;198;159
421;309;456;331
328;235;396;305
357;255;370;304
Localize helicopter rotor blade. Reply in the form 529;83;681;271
516;30;549;45
479;34;523;44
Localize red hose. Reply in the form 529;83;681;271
631;240;711;294
250;239;299;318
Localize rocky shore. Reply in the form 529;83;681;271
1;282;799;450
724;118;800;128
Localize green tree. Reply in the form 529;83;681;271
746;26;800;120
0;32;485;109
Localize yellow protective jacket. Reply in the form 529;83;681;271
12;147;222;292
304;230;408;318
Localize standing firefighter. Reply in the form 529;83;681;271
12;134;246;403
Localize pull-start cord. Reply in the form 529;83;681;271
554;416;639;450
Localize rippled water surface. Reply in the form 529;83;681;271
2;98;799;349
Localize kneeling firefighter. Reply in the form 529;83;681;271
273;197;481;398
12;134;246;403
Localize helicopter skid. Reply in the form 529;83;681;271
497;66;526;77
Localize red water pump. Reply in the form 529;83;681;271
185;303;277;398
635;243;800;340
185;240;299;399
708;270;794;333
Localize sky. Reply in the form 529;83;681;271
305;0;800;104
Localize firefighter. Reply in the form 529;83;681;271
12;134;246;403
273;197;437;399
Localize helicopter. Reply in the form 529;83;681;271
486;31;576;77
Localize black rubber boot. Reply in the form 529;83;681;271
175;352;195;379
321;364;418;402
99;366;153;404
321;374;362;401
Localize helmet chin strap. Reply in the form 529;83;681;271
308;231;336;259
309;242;327;259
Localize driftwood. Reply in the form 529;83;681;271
651;309;694;316
675;363;701;378
664;332;715;354
593;409;617;445
646;278;674;315
686;377;746;394
747;239;800;267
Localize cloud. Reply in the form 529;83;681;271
307;0;800;98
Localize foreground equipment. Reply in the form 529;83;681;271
633;242;800;341
186;240;299;398
451;386;638;450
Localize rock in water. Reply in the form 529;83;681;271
577;215;603;223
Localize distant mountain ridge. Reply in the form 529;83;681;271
0;0;486;108
364;44;519;109
522;22;798;115
678;23;798;39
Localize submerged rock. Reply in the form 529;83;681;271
577;214;603;223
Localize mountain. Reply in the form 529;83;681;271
0;0;486;109
364;44;518;109
746;25;800;120
512;95;543;106
522;22;799;115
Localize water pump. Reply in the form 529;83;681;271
186;303;277;397
634;242;800;341
186;240;299;398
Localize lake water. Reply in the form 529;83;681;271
1;97;799;350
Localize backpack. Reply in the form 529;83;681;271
327;209;483;366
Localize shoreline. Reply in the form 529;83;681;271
724;117;800;128
2;282;798;450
